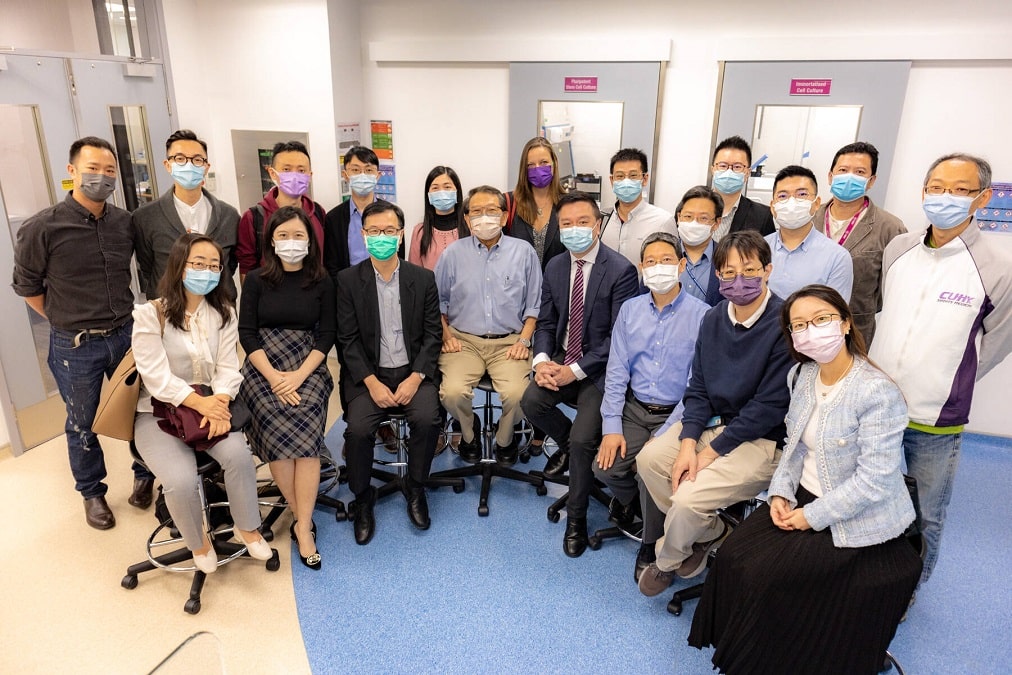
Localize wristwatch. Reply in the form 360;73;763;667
518;337;532;348
416;372;426;381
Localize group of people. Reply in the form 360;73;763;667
13;128;1011;673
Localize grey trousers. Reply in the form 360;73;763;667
134;413;262;551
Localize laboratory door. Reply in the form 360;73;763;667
0;53;172;455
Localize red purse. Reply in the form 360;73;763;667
151;385;249;451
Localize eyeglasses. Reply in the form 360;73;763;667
717;267;764;282
346;166;379;176
713;162;748;173
774;190;814;203
169;153;207;167
468;208;504;218
677;214;716;226
186;260;222;272
788;313;841;334
924;186;983;197
364;227;402;237
642;255;679;267
612;172;643;181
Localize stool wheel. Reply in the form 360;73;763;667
266;550;281;571
547;509;560;523
184;598;201;615
536;485;548;496
452;484;465;494
588;536;602;551
519;450;531;464
478;505;489;517
527;443;544;457
121;574;138;590
666;598;684;616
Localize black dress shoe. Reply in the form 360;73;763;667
635;542;657;582
127;478;155;509
457;414;482;463
563;516;588;558
608;496;640;530
494;438;519;466
542;449;570;477
406;486;430;530
350;487;376;545
84;496;116;530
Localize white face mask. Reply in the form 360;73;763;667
677;220;713;247
642;264;680;294
274;238;310;264
470;215;502;241
774;198;815;230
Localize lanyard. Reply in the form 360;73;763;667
824;198;869;245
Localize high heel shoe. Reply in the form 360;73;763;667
290;519;317;541
236;529;273;561
290;520;321;570
192;541;218;574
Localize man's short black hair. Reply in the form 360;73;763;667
362;200;405;230
609;148;649;174
713;135;753;167
556;191;602;222
773;165;819;194
831;141;879;176
713;230;771;271
343;145;379;168
165;129;207;154
272;141;311;165
69;136;115;164
463;185;507;213
640;231;683;262
675;186;724;222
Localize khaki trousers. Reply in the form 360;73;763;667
438;327;531;447
639;422;781;571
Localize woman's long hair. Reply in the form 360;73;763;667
419;165;467;258
157;233;232;330
779;284;868;364
258;205;327;289
513;136;563;226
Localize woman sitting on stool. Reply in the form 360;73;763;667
133;234;271;574
688;284;921;675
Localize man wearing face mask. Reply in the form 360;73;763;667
710;136;775;241
764;165;853;302
636;231;792;598
519;192;638;556
599;148;677;267
811;142;906;345
12;136;154;529
434;186;543;466
597;232;710;579
870;153;1012;589
675;186;725;306
236;140;327;281
133;130;241;301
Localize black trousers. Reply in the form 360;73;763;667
521;376;603;518
344;365;440;497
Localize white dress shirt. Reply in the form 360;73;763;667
600;199;677;266
173;192;211;234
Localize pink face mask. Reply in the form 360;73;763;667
792;320;846;364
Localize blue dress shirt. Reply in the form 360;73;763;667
765;226;853;302
347;196;375;266
680;240;715;303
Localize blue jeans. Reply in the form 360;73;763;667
47;321;151;498
903;427;962;585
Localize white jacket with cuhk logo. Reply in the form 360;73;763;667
870;220;1012;428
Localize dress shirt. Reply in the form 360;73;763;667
375;263;409;367
713;194;742;242
727;288;773;328
765;227;854;302
173;192;211;234
600;199;677;266
434;235;542;336
680;240;715;303
532;241;600;380
347;196;375;267
601;289;709;437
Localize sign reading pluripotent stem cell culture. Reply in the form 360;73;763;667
564;76;598;93
789;79;832;95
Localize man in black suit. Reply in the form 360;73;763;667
520;192;639;557
336;201;442;545
709;135;775;241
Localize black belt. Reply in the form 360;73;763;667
633;397;676;416
463;331;511;340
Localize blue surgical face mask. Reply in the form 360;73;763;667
560;226;595;253
712;169;746;195
428;190;457;212
349;173;378;196
183;268;220;296
922;193;975;230
171;162;205;190
613;178;643;204
830;173;869;203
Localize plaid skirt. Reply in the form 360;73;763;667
239;328;333;462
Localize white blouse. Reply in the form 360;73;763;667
131;299;243;413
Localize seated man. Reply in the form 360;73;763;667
595;232;710;579
637;230;792;597
336;201;443;545
434;186;543;465
520;192;639;557
675;186;725;307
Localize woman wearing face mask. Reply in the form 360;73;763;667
408;166;469;271
688;284;921;675
507;137;567;270
132;234;272;575
238;206;336;570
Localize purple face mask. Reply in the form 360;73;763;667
527;165;554;188
277;171;310;197
719;274;764;306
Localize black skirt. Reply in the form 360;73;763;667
687;486;921;675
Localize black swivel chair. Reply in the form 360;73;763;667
370;412;465;500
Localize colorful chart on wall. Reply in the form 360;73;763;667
978;182;1012;234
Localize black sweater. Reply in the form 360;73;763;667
238;268;336;356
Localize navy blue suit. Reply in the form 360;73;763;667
521;242;638;519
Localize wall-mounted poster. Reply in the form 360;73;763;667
977;182;1012;234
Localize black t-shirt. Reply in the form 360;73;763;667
238;267;336;355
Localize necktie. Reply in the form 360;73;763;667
564;260;585;365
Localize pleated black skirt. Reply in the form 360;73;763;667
687;486;921;675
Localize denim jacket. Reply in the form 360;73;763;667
769;357;915;548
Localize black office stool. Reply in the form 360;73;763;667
589;518;643;549
121;448;280;615
431;374;547;516
371;413;465;500
530;437;610;523
255;447;347;526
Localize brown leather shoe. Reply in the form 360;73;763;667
127;478;155;509
84;496;116;530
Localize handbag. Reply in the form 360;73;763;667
151;384;249;451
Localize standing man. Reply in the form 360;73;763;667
435;186;542;466
709;136;775;241
520;192;638;557
813;142;906;344
675;186;725;307
599;148;677;267
765;165;853;301
871;153;1012;587
337;202;443;544
133;129;240;299
11;136;154;529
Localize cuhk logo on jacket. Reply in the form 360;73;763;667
937;291;975;307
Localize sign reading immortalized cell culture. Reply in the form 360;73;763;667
565;76;598;93
789;79;832;96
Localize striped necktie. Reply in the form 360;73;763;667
564;259;585;365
